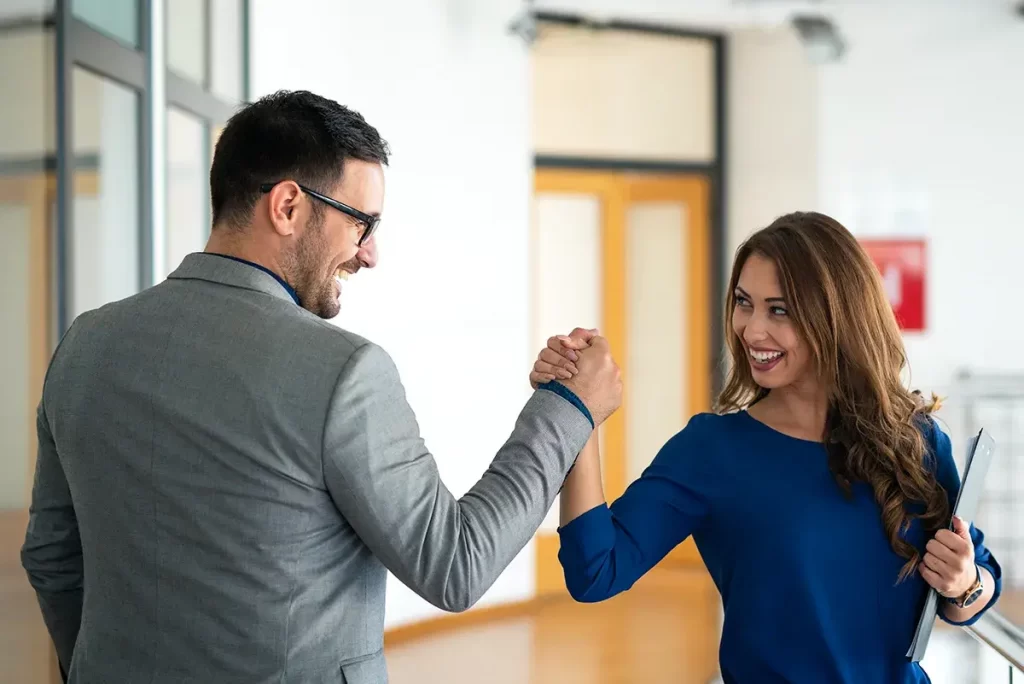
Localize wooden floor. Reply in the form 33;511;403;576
385;570;1024;684
386;567;723;684
1;511;58;684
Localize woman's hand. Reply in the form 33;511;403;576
919;516;976;598
529;328;597;389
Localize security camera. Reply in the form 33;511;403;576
791;14;846;64
508;9;537;45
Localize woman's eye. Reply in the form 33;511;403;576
770;306;788;316
734;295;750;307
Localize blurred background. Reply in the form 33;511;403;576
1;0;1022;681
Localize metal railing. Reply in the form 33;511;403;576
953;369;1024;681
967;611;1024;679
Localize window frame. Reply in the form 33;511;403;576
54;0;249;336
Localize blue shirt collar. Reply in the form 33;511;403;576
206;253;301;306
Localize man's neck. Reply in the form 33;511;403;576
205;227;283;278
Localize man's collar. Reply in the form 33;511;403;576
168;253;301;306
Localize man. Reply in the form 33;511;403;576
22;90;622;683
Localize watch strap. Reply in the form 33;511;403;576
947;564;983;608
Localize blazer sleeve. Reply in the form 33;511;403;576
321;342;593;612
21;400;84;676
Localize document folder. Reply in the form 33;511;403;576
906;428;996;662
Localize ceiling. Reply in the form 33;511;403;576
0;0;52;22
530;0;1020;31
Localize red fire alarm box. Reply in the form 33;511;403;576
859;238;926;332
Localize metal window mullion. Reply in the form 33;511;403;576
55;0;74;338
242;0;251;102
166;72;236;122
148;0;167;285
70;20;146;90
204;0;213;92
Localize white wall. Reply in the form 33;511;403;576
250;0;535;629
728;0;1024;399
816;0;1024;400
727;25;818;260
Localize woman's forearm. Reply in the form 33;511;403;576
560;433;606;526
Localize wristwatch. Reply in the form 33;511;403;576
947;564;985;609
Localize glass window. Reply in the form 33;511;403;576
0;25;57;678
0;26;54;511
72;0;139;48
166;107;208;278
72;67;140;319
210;0;244;102
167;0;207;85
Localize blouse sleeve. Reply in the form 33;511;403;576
556;415;714;602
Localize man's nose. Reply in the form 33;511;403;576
358;235;378;269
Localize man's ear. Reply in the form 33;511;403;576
266;181;303;237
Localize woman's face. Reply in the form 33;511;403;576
731;254;813;390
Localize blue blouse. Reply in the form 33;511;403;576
558;411;1002;683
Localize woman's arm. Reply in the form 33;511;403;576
554;425;711;602
531;333;712;603
560;433;605;526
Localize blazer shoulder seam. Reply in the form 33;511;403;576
318;341;379;485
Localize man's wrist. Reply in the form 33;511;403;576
537;380;594;428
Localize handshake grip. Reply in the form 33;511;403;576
535;328;623;427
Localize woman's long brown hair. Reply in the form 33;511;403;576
716;212;948;582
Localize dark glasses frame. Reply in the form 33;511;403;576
259;182;379;246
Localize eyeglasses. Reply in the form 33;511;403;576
259;182;380;246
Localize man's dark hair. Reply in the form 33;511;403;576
210;90;390;229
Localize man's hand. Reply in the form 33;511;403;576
530;328;621;427
529;328;596;389
920;516;977;598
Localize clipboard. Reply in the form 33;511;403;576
906;428;996;662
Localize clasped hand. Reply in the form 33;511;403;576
920;515;976;598
529;328;595;388
530;327;622;427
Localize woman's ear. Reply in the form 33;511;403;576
911;389;944;413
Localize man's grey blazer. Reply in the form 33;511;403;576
21;253;593;684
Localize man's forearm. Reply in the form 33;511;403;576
38;589;83;675
435;389;594;610
325;344;596;615
941;566;996;623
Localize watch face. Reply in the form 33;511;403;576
962;587;984;608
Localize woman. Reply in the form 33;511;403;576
533;212;1001;683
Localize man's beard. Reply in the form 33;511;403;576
283;213;340;320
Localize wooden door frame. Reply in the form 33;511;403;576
532;168;713;595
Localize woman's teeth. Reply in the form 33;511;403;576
750;350;783;363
